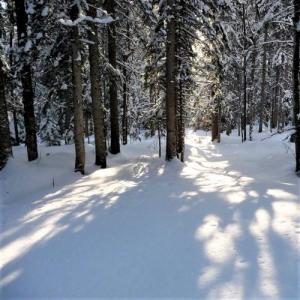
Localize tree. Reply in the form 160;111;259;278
87;0;107;168
0;52;12;169
293;0;300;173
165;0;177;160
70;1;85;174
259;24;268;133
14;0;38;161
106;0;120;154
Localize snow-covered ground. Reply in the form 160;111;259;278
0;130;299;299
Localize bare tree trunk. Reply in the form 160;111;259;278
8;4;19;146
0;61;12;169
249;42;257;141
158;118;162;158
122;69;128;145
293;0;300;173
106;0;120;154
259;24;268;133
166;0;177;160
70;3;85;174
122;21;130;145
150;86;156;137
14;0;38;161
212;99;221;143
87;1;107;168
242;4;247;142
271;67;280;130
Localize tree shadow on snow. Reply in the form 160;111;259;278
0;137;299;299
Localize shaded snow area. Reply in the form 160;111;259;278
0;131;299;299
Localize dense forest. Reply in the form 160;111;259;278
1;1;300;299
0;0;299;174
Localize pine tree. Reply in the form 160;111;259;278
0;49;12;169
14;0;38;161
165;0;177;160
69;1;85;174
293;0;300;173
105;0;120;154
87;0;107;168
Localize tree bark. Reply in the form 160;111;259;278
14;0;38;161
87;1;107;168
165;0;177;160
249;42;257;141
122;65;128;145
70;3;85;174
293;0;300;172
271;66;280;130
242;4;247;142
0;61;12;169
106;0;120;154
211;103;221;143
259;24;268;133
8;4;19;146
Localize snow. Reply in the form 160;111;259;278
26;3;35;15
59;15;114;27
36;32;43;40
24;40;32;53
41;6;49;17
0;130;299;299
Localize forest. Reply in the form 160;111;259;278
0;0;299;299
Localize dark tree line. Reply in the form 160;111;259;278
0;0;299;175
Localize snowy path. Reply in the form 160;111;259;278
0;131;299;299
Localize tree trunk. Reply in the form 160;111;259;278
165;0;177;160
106;0;120;154
212;100;221;143
14;0;38;161
249;42;257;141
293;0;300;173
177;77;185;162
70;3;85;174
122;66;128;145
87;1;107;168
0;61;12;169
271;67;280;130
242;4;247;142
122;21;130;145
259;24;268;133
9;6;20;146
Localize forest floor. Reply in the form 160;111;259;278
0;130;299;299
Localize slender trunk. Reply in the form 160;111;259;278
249;43;257;141
158;119;162;158
107;0;120;154
178;77;185;162
12;110;19;145
166;0;177;160
293;0;300;172
85;110;89;137
9;9;20;146
150;85;155;136
70;3;85;174
271;67;280;129
0;61;12;169
242;5;247;142
122;21;130;145
259;24;268;133
87;1;107;168
14;0;38;161
212;95;221;143
122;69;128;145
